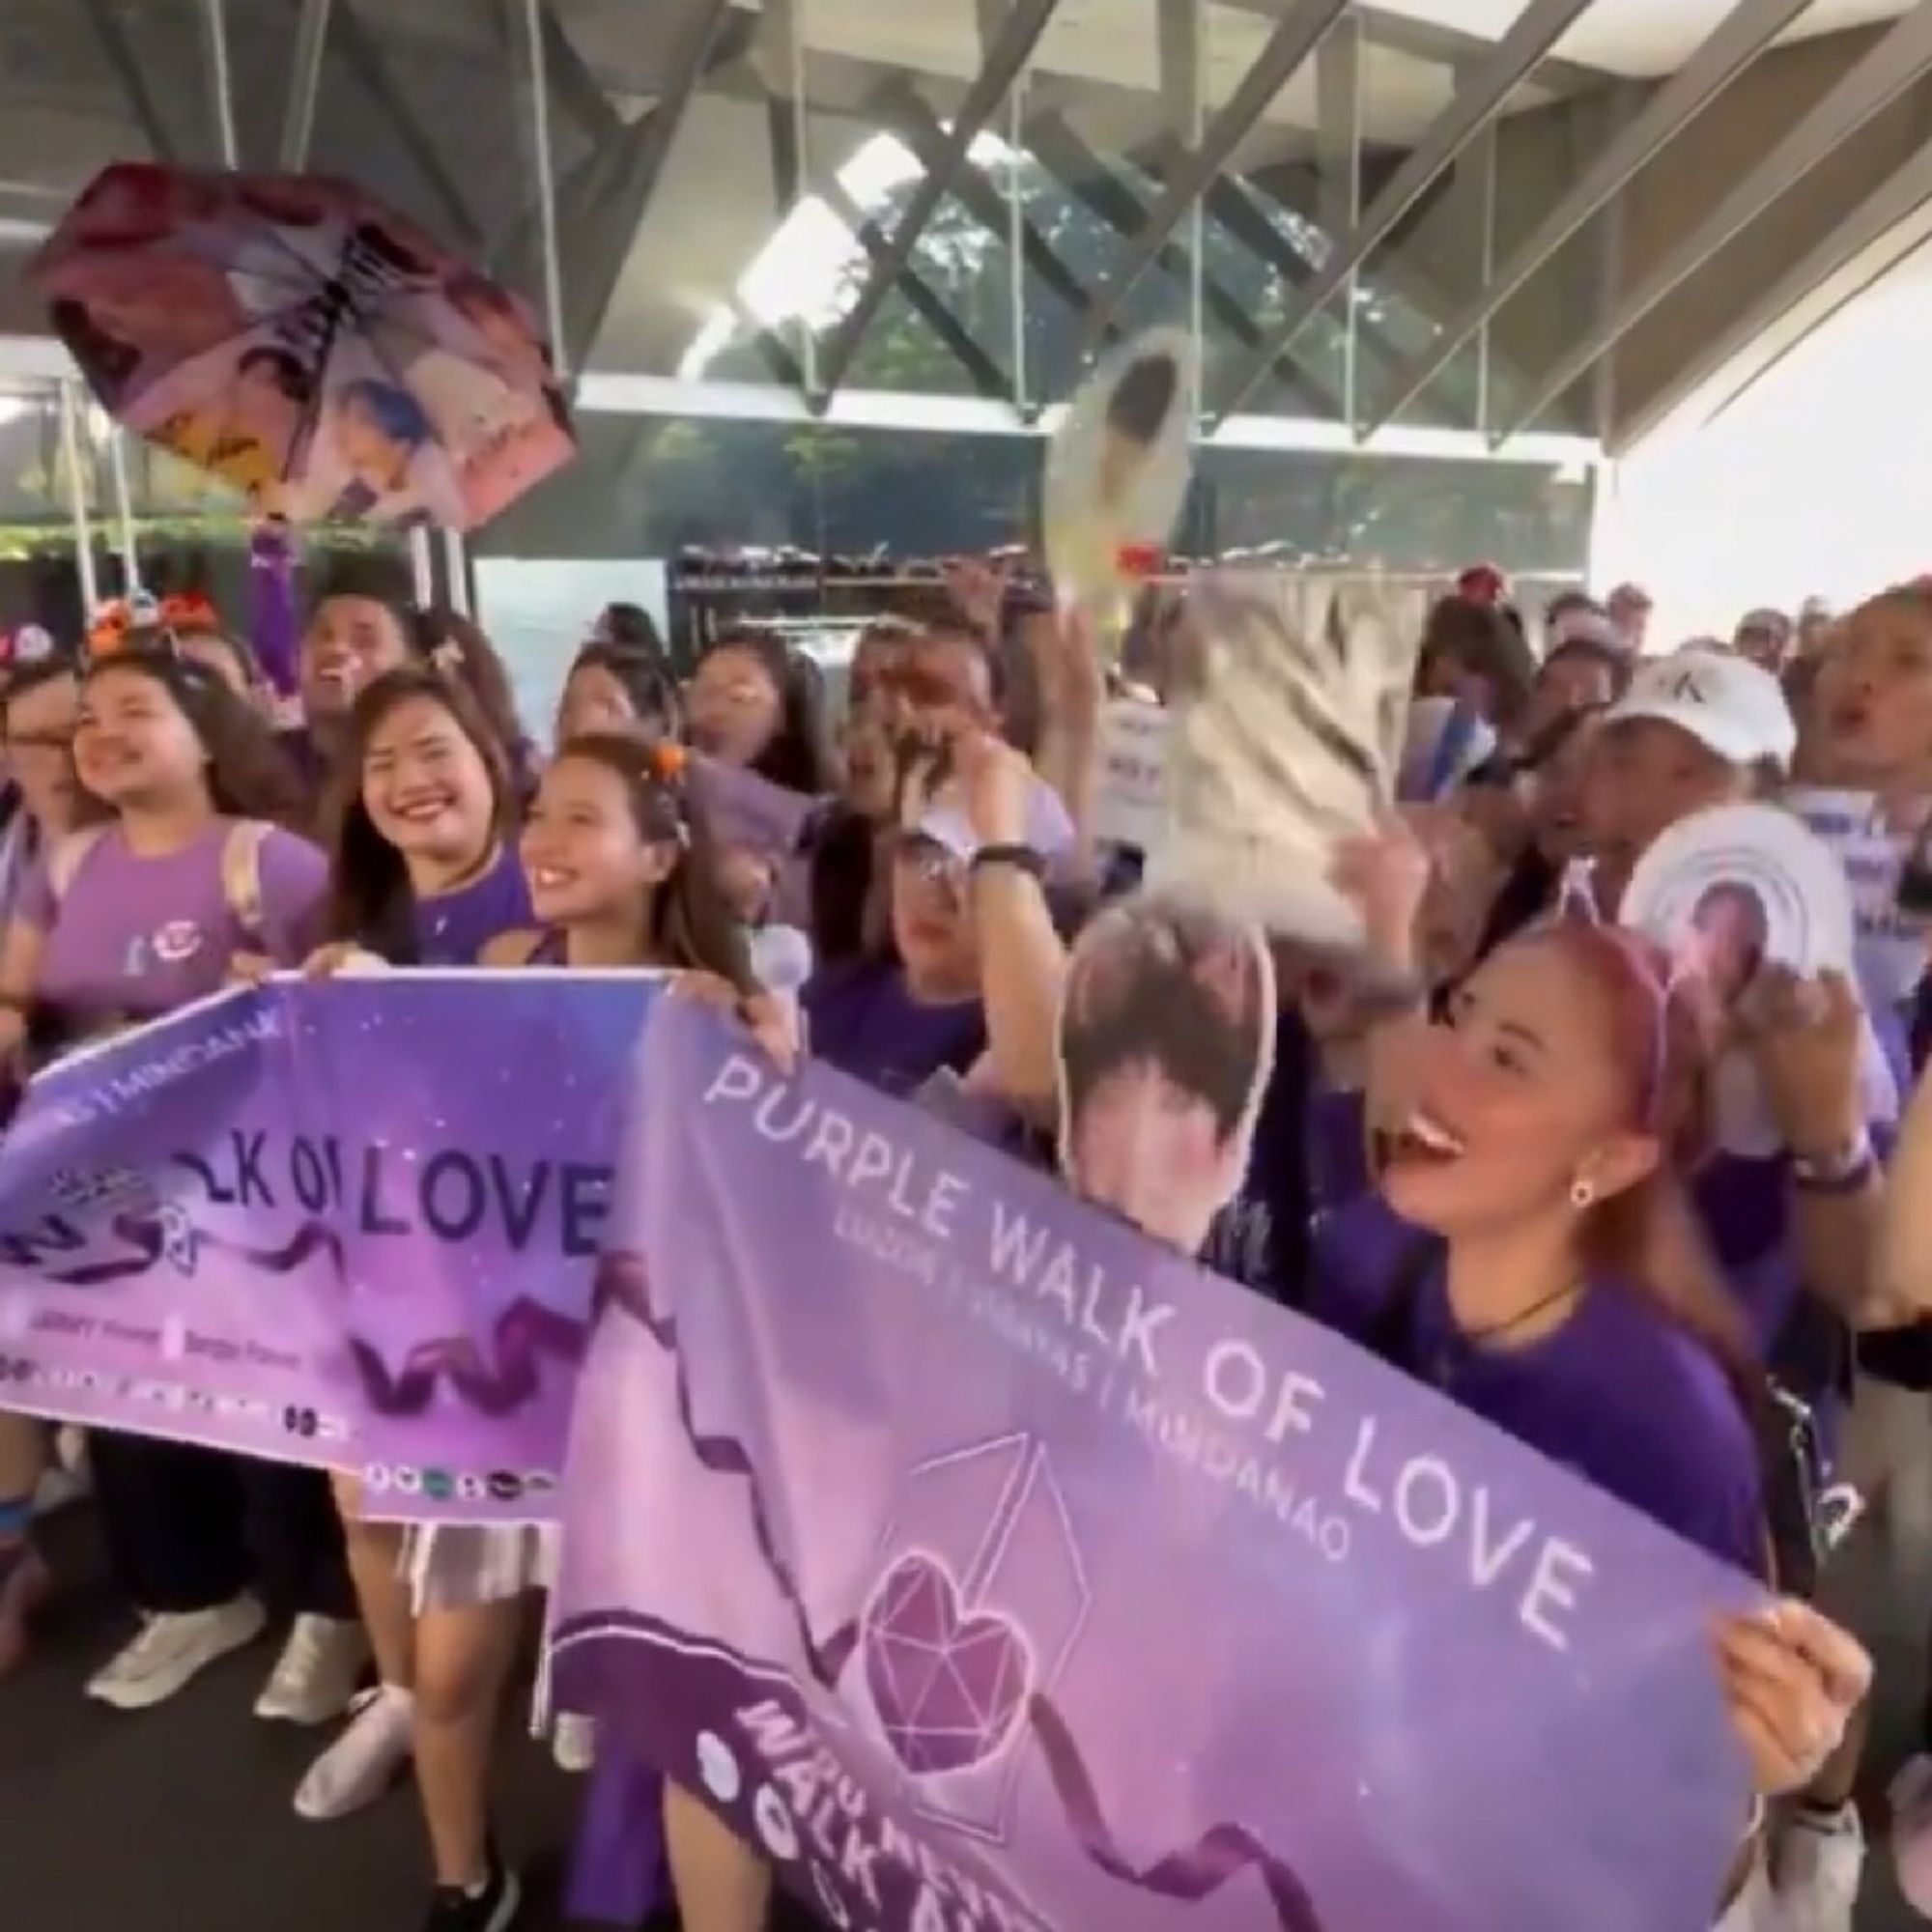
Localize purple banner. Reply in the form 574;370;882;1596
551;1001;1759;1932
0;973;658;1520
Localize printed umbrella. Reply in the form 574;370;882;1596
28;161;576;532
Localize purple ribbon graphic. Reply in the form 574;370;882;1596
347;1298;587;1417
582;1250;1326;1932
38;1211;588;1422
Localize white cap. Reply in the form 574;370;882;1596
1547;606;1625;654
1605;647;1796;769
918;775;1076;865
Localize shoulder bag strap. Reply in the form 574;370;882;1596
220;821;270;945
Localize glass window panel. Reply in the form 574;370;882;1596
472;405;1594;695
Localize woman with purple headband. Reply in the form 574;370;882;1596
1302;824;1873;1932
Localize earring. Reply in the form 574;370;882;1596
1568;1176;1596;1209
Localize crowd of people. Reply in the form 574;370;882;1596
0;544;1930;1932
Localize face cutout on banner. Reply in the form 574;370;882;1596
1144;570;1418;952
1054;892;1276;1259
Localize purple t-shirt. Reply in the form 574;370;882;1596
803;959;984;1099
1310;1193;1765;1576
17;821;327;1030
413;845;534;968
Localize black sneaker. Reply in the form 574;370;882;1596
421;1862;522;1932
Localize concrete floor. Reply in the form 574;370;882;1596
5;1394;1932;1932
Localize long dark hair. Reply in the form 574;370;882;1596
696;631;838;796
549;733;752;990
564;640;683;740
78;647;307;831
326;668;516;963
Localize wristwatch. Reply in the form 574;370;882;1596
969;843;1047;881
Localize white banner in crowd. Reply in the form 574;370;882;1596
1094;697;1173;853
1783;787;1929;1009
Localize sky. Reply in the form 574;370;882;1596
1595;244;1932;644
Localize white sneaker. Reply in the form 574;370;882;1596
294;1683;413;1822
552;1712;597;1775
1773;1797;1864;1932
253;1614;370;1724
85;1595;267;1711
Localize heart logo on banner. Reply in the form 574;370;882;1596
861;1550;1034;1776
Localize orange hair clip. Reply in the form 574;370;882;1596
650;741;689;782
86;600;134;658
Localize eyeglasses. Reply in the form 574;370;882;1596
893;833;966;895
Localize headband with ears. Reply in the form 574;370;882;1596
85;592;221;667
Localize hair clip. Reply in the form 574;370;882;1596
86;600;133;659
428;638;464;676
649;741;689;783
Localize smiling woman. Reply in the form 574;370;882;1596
326;667;530;968
1313;916;1768;1579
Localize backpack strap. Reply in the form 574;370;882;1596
219;821;270;946
1363;1236;1443;1377
45;825;110;906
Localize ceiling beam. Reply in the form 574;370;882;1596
819;178;1012;398
875;84;1104;331
553;0;736;365
1027;109;1343;415
813;0;1062;406
1210;0;1596;425
1137;133;1406;381
82;0;179;160
1363;0;1810;438
528;0;624;145
1496;0;1932;440
1065;0;1347;370
1610;132;1932;452
279;0;335;170
326;0;489;248
1218;0;1612;93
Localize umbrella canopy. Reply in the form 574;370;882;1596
30;161;576;533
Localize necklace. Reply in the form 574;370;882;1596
1458;1278;1585;1349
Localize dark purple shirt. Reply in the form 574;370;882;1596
803;960;984;1099
1310;1193;1765;1576
413;845;534;968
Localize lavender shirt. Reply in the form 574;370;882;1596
17;821;327;1029
1310;1193;1765;1576
412;845;533;968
